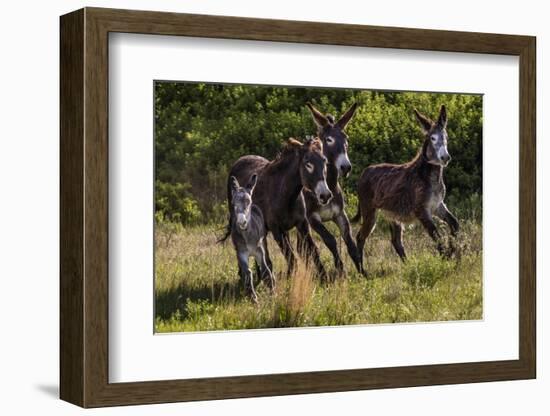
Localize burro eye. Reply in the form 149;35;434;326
326;136;335;145
431;135;437;142
305;162;314;173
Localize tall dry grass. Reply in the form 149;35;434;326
155;217;483;332
271;259;316;328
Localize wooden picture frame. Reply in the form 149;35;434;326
60;7;536;408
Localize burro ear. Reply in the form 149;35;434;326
245;174;258;195
306;102;329;128
287;137;304;149
336;102;358;130
414;108;433;134
230;176;240;194
436;105;447;128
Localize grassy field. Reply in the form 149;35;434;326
154;215;482;333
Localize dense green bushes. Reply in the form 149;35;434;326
155;82;482;224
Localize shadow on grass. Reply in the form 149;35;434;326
155;278;246;321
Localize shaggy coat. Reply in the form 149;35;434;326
354;105;459;267
302;102;363;276
229;174;274;303
224;138;332;281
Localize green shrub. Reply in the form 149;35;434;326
155;83;482;224
447;192;482;222
155;180;201;224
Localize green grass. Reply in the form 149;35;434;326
154;218;482;333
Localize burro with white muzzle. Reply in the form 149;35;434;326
353;105;459;270
302;102;364;276
229;174;275;303
223;137;332;282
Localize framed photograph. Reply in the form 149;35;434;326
60;7;536;408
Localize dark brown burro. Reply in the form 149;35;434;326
303;102;363;276
354;105;459;270
223;137;332;281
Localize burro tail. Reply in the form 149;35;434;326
217;216;232;243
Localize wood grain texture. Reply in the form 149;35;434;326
59;7;537;408
59;8;84;407
83;10;110;406
518;38;536;376
89;7;531;54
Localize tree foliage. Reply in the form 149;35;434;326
155;82;482;224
